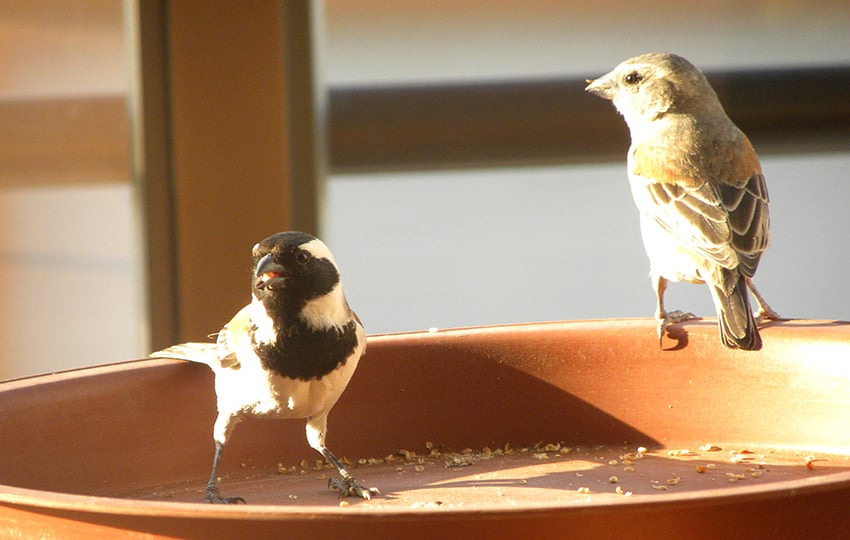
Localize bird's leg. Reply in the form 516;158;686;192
307;415;379;499
746;277;780;325
653;274;696;345
205;442;245;504
322;447;381;500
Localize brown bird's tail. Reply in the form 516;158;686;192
710;276;762;351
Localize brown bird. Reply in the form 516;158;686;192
586;52;779;349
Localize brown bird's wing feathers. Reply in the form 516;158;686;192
632;134;769;286
632;133;768;349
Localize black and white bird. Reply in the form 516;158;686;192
151;231;379;503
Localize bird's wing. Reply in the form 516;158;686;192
213;305;253;369
149;306;252;369
716;169;769;278
631;135;768;285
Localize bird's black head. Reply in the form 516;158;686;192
251;231;341;314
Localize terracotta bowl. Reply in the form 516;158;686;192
1;319;849;538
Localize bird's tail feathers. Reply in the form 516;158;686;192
149;343;219;365
711;277;761;351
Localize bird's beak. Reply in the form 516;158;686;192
255;253;287;289
585;75;614;100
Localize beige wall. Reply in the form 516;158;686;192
1;0;847;378
0;1;139;379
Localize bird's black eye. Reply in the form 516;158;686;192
295;250;311;265
624;71;643;86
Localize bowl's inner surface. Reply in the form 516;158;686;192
1;319;849;512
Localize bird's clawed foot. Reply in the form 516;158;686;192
754;306;780;327
329;475;381;500
205;485;246;504
657;310;697;346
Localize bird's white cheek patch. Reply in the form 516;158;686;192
300;283;350;330
300;238;337;264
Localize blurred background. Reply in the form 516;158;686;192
1;0;848;379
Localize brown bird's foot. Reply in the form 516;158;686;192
329;475;381;500
657;310;697;346
746;278;779;326
754;306;780;327
205;484;246;504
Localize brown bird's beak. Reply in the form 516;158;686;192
585;76;614;100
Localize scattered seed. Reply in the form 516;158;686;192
666;474;681;485
415;465;425;472
609;476;619;483
445;455;474;468
725;473;746;482
700;444;722;452
695;465;708;474
651;484;668;491
533;453;550;460
608;460;619;465
339;500;349;507
623;466;635;473
577;487;591;494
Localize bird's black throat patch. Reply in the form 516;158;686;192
252;320;359;381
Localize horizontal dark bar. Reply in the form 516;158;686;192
328;66;850;173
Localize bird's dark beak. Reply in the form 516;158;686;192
255;253;287;290
585;76;613;100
